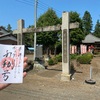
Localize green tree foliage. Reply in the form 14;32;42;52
23;25;34;47
94;20;100;38
37;8;60;27
23;10;95;55
6;24;12;33
36;8;60;54
82;11;93;35
70;11;81;23
70;28;84;45
77;53;93;64
69;11;85;45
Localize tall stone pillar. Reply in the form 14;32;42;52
61;12;71;81
17;19;24;45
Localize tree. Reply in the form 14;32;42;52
23;25;34;47
82;11;93;35
94;20;100;38
69;11;85;45
6;24;12;33
36;8;60;55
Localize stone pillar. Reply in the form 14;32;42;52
17;19;24;45
61;12;71;81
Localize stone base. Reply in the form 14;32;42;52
61;73;71;81
34;60;45;69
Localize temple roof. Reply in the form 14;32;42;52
0;33;17;41
0;27;17;44
82;34;100;43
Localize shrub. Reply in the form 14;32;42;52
70;54;78;60
55;53;62;62
48;56;58;65
77;53;93;64
52;57;58;64
48;59;54;65
83;52;93;59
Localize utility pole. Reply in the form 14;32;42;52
34;0;38;60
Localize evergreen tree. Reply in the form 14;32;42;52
23;25;34;47
36;8;60;54
69;11;85;45
94;20;100;38
82;11;93;35
6;24;12;33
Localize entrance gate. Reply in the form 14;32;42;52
13;12;79;81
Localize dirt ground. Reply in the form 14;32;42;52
0;55;100;100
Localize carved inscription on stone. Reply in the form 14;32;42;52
63;29;67;63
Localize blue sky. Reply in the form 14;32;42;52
0;0;100;30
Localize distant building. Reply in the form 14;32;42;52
82;34;100;44
0;26;17;45
82;34;100;53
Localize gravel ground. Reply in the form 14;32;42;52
0;56;100;100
